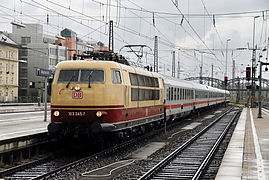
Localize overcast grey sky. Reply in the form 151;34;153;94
1;0;269;79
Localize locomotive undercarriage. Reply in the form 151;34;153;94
48;116;165;148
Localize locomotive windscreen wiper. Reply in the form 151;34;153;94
88;71;93;88
66;75;75;88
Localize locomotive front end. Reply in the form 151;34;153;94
48;60;125;138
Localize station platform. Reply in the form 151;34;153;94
0;104;50;141
216;107;269;180
0;103;48;114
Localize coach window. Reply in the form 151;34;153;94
177;88;179;100
167;88;170;100
174;88;177;100
171;87;174;101
112;70;122;84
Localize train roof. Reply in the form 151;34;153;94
55;60;163;78
56;60;122;69
162;75;227;93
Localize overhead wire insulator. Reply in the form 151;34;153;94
213;15;216;27
47;14;49;24
152;12;155;27
180;15;184;25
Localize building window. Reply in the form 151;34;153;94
59;49;66;57
20;79;27;88
50;48;57;55
50;58;57;66
19;48;28;56
21;37;31;44
20;68;27;77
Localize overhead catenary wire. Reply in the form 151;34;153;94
41;0;177;48
200;0;226;50
170;0;224;66
91;0;269;18
0;4;101;43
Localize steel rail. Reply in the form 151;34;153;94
138;107;239;180
192;110;239;179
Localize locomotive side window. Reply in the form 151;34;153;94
58;70;79;82
139;89;145;100
129;73;138;86
154;78;159;87
138;75;145;86
131;88;139;101
112;70;122;84
129;72;160;101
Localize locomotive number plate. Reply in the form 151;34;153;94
72;91;83;99
68;111;86;116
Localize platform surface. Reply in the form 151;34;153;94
0;106;50;141
0;103;46;114
216;107;269;180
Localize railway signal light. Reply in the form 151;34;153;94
224;76;228;86
246;67;251;81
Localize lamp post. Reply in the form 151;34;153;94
225;39;231;106
258;62;269;118
251;16;260;108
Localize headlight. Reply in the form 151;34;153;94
74;86;81;91
96;111;102;117
53;111;60;117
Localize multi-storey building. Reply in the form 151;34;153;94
9;24;67;100
0;32;19;102
58;28;93;60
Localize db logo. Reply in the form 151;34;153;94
72;91;83;99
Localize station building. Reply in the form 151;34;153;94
0;32;19;102
9;24;68;101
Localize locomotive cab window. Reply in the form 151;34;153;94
58;69;79;82
58;69;104;83
80;69;104;83
112;70;122;84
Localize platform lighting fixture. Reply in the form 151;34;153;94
11;21;25;28
18;60;27;63
56;35;66;40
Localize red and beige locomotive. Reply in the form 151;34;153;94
48;52;229;140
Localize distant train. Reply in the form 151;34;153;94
48;54;229;142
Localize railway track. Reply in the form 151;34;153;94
138;107;241;180
0;123;165;179
0;106;233;180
